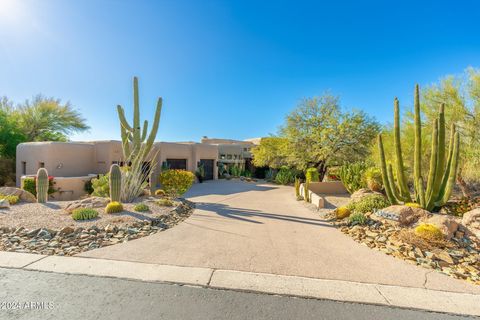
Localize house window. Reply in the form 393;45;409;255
39;162;45;169
227;154;232;160
220;154;226;160
21;162;26;175
233;154;237;160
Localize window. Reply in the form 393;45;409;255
227;154;232;160
39;162;45;169
220;154;226;160
21;162;26;175
233;154;237;160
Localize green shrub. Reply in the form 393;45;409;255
363;167;383;192
0;194;19;205
22;176;55;197
158;169;195;197
156;198;174;207
275;167;296;185
265;168;276;182
294;178;302;200
134;203;150;212
305;168;319;182
339;162;368;194
84;179;94;194
349;212;367;225
72;208;98;221
347;195;390;214
91;174;109;198
105;201;123;213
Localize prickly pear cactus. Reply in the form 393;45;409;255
109;164;122;202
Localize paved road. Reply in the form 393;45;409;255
0;268;473;320
80;180;480;294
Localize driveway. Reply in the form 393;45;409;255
79;180;480;294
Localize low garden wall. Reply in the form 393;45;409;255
300;181;348;208
21;174;97;201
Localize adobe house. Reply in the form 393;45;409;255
16;140;219;200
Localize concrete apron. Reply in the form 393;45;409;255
1;252;479;317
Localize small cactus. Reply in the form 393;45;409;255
109;164;122;202
105;201;123;213
36;168;49;203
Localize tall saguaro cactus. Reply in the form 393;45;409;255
378;85;460;211
109;164;122;202
117;77;162;160
36;168;49;203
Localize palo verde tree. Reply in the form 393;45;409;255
280;94;380;180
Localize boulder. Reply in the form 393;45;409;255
462;208;480;239
375;205;429;226
64;197;110;213
0;199;10;208
425;214;459;240
0;187;36;203
350;188;383;203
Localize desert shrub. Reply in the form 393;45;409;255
229;165;243;177
72;208;98;221
156;198;174;207
294;178;302;200
84;179;94;194
339;162;368;194
0;194;19;205
22;176;55;197
105;201;123;213
0;158;16;186
159;170;195;197
335;206;351;219
305;168;319;182
275;167;296;185
91;174;109;198
347;194;390;214
134;203;149;212
414;223;444;240
154;189;166;197
405;202;422;208
349;212;367;225
363;167;382;192
265;168;277;182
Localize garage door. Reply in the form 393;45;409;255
199;159;214;180
166;159;187;170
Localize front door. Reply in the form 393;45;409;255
199;159;214;180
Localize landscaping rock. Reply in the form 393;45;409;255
426;215;459;240
64;197;110;213
350;188;383;203
0;199;10;208
462;208;480;239
375;205;429;226
0;187;36;203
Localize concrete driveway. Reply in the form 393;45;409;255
80;180;480;294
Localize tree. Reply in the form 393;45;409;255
251;137;288;169
0;98;25;158
17;95;89;141
280;94;380;180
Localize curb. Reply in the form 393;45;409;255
1;252;479;316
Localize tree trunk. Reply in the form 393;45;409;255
316;162;328;182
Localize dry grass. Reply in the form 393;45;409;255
397;229;452;251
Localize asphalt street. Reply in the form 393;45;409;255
0;268;474;320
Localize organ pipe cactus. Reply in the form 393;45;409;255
109;164;122;202
36;168;49;203
378;85;460;211
117;77;162;160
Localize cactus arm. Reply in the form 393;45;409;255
413;84;423;203
393;98;411;202
117;105;133;132
430;104;446;204
417;177;426;208
145;97;162;156
436;131;460;207
36;168;49;203
436;124;456;202
120;124;131;159
133;77;141;146
109;164;122;202
141;120;148;142
387;163;402;202
378;134;397;204
425;118;439;210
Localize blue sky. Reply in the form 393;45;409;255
1;0;479;142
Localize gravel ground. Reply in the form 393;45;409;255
0;200;175;230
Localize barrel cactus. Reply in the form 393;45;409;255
109;164;122;202
378;85;460;211
36;168;49;203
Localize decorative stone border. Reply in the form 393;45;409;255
0;200;194;256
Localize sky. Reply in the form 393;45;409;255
1;0;479;142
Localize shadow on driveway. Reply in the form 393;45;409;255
185;180;278;198
195;202;335;228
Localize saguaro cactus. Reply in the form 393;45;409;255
116;77;162;160
36;168;49;203
109;164;122;202
378;86;460;211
